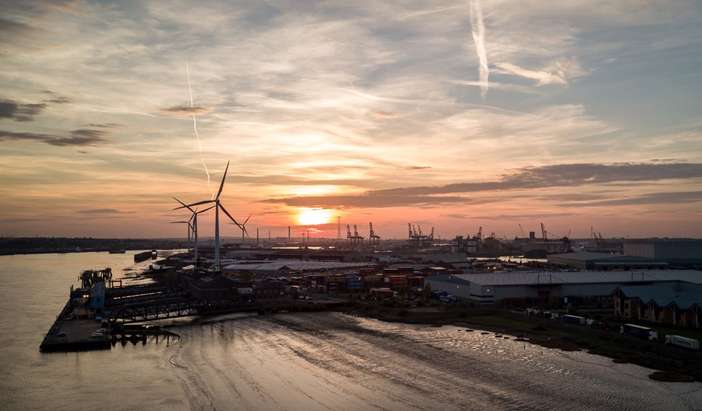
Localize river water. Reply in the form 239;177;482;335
1;251;701;410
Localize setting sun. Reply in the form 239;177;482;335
297;208;333;226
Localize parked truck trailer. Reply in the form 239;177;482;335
621;323;658;341
665;335;700;350
562;314;586;325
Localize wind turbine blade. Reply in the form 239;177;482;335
170;221;189;224
197;205;215;214
174;199;215;210
219;203;240;226
215;160;230;200
243;214;252;225
173;196;195;213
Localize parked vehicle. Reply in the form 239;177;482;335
439;294;458;304
665;335;700;350
620;323;658;341
525;308;559;320
562;314;586;325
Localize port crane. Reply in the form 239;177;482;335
408;223;434;247
540;222;548;240
368;222;381;245
353;225;364;242
347;224;363;245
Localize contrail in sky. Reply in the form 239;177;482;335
185;63;212;195
469;0;489;98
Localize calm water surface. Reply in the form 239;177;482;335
1;252;701;410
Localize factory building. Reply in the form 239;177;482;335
547;252;667;270
426;270;702;306
624;239;702;266
614;283;702;328
182;275;238;301
223;260;375;277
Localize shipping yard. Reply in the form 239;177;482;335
39;222;702;382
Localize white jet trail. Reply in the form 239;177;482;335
185;63;212;196
469;0;489;99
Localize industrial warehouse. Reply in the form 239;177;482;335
427;270;702;307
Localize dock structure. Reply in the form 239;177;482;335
109;297;347;323
40;299;110;352
40;266;349;353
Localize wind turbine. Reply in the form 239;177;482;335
229;214;252;242
170;220;193;241
173;197;214;268
238;215;252;242
174;161;239;271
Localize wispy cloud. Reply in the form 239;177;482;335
86;122;121;128
494;58;588;86
41;90;71;104
264;194;471;209
468;0;489;98
0;99;46;122
264;162;702;208
161;105;211;116
185;63;211;195
0;128;108;146
0;93;71;122
78;208;135;215
560;190;702;207
445;212;577;220
451;80;537;94
374;162;702;196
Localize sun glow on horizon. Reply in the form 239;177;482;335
297;208;333;226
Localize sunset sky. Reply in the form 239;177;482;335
1;0;702;239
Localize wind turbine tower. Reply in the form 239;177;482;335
173;197;214;269
175;161;239;271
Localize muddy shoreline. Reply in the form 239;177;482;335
345;305;702;383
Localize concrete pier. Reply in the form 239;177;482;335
40;301;110;352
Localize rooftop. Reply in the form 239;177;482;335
431;270;702;287
619;283;702;309
223;260;374;272
624;238;702;244
548;252;657;262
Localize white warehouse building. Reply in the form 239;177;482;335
427;270;702;305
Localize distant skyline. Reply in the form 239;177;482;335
1;0;702;238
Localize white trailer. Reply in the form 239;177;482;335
562;314;586;325
665;334;700;350
621;323;658;341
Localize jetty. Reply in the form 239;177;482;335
40;266;349;353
